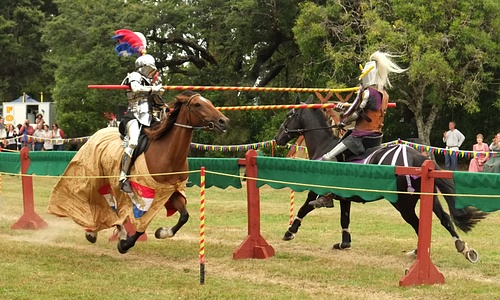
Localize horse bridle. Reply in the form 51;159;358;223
174;93;216;130
282;108;340;135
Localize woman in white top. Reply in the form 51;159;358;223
5;124;19;151
52;123;65;151
42;124;53;151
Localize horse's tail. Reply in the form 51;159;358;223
434;175;488;233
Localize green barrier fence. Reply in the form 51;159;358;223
1;150;500;212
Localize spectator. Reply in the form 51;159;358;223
442;121;465;171
16;124;23;150
0;117;6;148
468;134;489;172
489;133;500;151
19;119;35;150
5;123;18;151
42;124;53;151
35;113;45;126
52;123;65;151
33;122;45;151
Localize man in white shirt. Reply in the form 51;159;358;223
443;121;465;170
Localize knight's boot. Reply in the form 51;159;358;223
119;147;134;193
309;193;334;208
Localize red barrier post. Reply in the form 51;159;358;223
11;147;48;230
233;150;275;259
398;160;445;286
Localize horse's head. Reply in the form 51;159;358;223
176;91;229;133
274;95;314;146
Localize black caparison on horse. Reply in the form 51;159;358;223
274;95;487;262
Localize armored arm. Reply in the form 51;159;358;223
128;72;164;95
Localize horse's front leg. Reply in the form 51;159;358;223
85;229;98;243
333;200;351;250
283;191;319;241
155;195;189;239
116;224;145;254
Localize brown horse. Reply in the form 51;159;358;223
48;91;229;253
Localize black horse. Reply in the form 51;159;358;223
274;96;487;262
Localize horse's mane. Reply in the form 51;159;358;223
145;91;201;141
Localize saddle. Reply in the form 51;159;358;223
343;134;384;163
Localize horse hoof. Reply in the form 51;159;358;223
282;231;295;241
155;227;174;239
465;249;479;263
85;231;97;244
117;240;129;254
332;243;351;250
455;239;466;253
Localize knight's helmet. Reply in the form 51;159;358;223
112;29;157;78
361;60;378;88
135;54;157;78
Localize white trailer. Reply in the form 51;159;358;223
2;93;55;127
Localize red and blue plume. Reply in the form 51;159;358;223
112;29;147;57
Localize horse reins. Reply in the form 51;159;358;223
282;108;341;134
174;93;216;130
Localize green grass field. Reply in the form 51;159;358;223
0;174;499;299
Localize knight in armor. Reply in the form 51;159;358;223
311;51;406;208
322;51;405;161
112;29;167;192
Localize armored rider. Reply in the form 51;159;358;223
113;29;166;193
322;60;389;161
311;51;406;208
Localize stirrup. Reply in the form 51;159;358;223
119;179;132;193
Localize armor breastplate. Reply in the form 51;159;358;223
128;98;151;126
122;72;153;126
355;89;388;133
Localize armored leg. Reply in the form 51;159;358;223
119;147;134;193
322;142;348;161
119;119;140;193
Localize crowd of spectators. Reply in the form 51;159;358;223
0;114;65;151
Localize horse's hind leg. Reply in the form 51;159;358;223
390;196;419;256
332;200;351;250
432;196;479;263
155;194;189;239
283;191;318;241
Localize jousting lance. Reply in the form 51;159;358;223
88;84;359;93
88;84;396;109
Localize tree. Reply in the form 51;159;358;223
43;0;148;137
43;0;307;149
0;0;56;103
293;0;500;147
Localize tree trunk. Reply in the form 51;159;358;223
401;86;440;159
